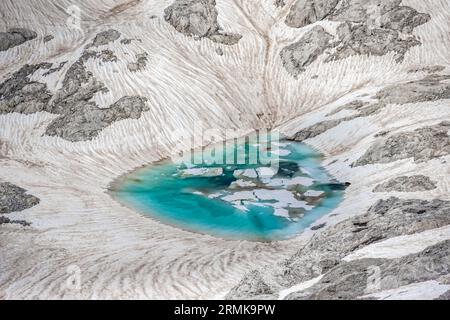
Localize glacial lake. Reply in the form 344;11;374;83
111;138;346;241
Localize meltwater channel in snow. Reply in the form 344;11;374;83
111;137;347;241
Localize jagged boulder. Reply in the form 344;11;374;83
280;26;334;77
374;175;437;193
354;122;450;166
0;28;37;51
0;182;40;214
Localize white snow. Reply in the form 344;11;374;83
360;281;450;300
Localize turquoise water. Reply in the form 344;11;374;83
111;139;346;241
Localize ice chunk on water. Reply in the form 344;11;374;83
181;167;223;177
304;190;324;197
230;179;257;189
256;167;277;178
233;169;258;179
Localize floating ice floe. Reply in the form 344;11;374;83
263;176;315;187
221;189;314;218
304;190;325;197
180;167;223;177
272;142;290;148
233;169;258;179
256;167;277;178
271;149;291;156
230;179;257;189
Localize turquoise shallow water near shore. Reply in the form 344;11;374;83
111;139;345;241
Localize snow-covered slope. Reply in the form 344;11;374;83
0;0;449;299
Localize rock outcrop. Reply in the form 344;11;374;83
226;197;450;299
285;0;339;28
46;96;149;142
280;26;334;77
0;216;30;227
88;29;121;47
290;116;357;142
127;52;149;72
285;240;450;300
373;74;450;106
327;22;421;63
354;122;450;166
0;35;149;142
0;28;37;51
374;175;437;193
0;63;53;115
164;0;242;45
0;182;40;214
282;0;431;74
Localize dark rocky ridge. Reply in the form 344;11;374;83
46;96;148;141
285;240;450;300
0;28;37;52
127;52;149;72
374;175;437;193
0;63;53;115
0;182;40;214
285;0;339;29
354;122;450;166
88;29;121;48
326;21;422;63
226;197;450;299
289;74;450;142
0;216;31;227
282;0;431;76
290;116;357;142
0;31;149;142
280;26;334;78
164;0;242;45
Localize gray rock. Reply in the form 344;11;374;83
43;35;54;43
280;26;334;77
49;51;108;115
127;52;149;72
42;61;67;77
285;0;339;28
291;74;450;145
0;216;31;227
227;197;450;299
282;0;430;72
45;96;149;142
354;122;450;166
120;38;132;45
329;0;402;24
215;47;223;56
379;6;431;34
164;0;219;38
0;182;40;214
0;63;53;115
408;65;446;74
0;28;37;51
326;100;369;116
164;0;241;45
208;32;242;46
89;29;121;47
311;223;326;231
274;0;286;8
97;49;118;63
290;116;357;142
436;290;450;300
373;74;450;106
328;22;421;63
374;175;437;193
226;270;276;300
1;49;149;142
285;240;450;300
